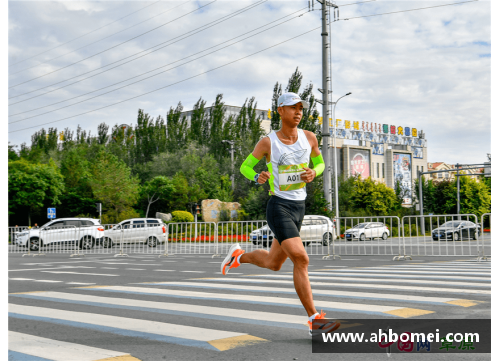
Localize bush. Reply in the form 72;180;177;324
172;210;194;223
101;207;141;224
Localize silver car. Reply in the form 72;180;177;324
344;222;390;241
250;215;336;247
102;218;166;248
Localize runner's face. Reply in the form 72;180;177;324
278;103;303;126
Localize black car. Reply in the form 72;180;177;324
432;221;481;241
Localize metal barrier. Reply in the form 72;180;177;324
480;213;491;261
167;222;217;256
401;214;482;259
333;216;404;260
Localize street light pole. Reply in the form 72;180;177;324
332;92;351;229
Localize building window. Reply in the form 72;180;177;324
438;172;443;178
377;163;380;178
382;163;385;178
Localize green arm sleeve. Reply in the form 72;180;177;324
240;153;260;181
311;154;325;177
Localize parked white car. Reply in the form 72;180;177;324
250;215;336;247
344;222;390;241
102;218;166;248
13;218;104;251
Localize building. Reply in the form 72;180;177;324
426;162;482;182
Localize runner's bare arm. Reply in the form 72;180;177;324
301;131;323;183
240;137;271;184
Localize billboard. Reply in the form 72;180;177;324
350;149;370;179
372;143;384;155
412;146;423;159
393;153;412;205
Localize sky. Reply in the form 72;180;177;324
6;0;493;165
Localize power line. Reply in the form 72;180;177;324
9;6;306;122
9;1;161;68
341;0;478;20
9;0;479;133
8;0;216;89
8;0;267;104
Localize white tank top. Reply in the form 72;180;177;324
266;129;311;201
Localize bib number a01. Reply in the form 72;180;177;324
278;163;307;191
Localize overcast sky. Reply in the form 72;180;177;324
6;0;492;164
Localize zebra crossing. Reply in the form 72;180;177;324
9;259;491;360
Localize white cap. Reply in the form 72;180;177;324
277;92;309;109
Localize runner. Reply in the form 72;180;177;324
221;92;341;337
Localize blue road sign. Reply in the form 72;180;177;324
47;208;56;219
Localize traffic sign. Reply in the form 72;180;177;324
47;208;56;219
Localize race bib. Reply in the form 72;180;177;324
278;162;307;191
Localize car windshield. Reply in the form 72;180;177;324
352;223;369;229
441;221;462;227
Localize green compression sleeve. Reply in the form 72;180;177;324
240;153;260;181
311;154;325;177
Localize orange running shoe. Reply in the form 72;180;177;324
221;243;245;275
308;310;341;336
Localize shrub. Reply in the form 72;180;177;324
172;210;194;223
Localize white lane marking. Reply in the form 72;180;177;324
126;268;145;271
86;286;420;314
199;278;491;295
153;281;462;304
9;304;248;342
154;269;176;272
307;271;490;281
9;331;129;361
66;282;96;285
181;271;205;273
253;274;490;287
318;269;490;276
34;280;63;283
16;291;307;325
9;278;34;281
9;266;96;272
380;265;491;270
213;272;243;275
40;271;118;276
19;261;95;265
100;267;118;269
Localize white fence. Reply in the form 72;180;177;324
8;214;491;260
401;214;483;259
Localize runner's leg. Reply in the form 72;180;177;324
239;237;287;271
279;236;317;317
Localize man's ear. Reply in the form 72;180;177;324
277;106;283;117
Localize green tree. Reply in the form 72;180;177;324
140;176;175;217
8;143;19;161
458;175;491;218
90;150;140;222
8;159;65;226
166;102;188;153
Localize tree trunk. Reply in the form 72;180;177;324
145;202;151;218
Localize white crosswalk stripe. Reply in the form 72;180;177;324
8;260;490;360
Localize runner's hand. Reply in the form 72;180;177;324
300;167;316;183
258;171;271;184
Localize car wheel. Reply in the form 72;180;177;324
29;237;40;251
303;242;311;247
322;233;333;246
382;232;388;240
452;232;460;241
346;238;352;241
262;241;268;248
147;236;158;247
80;236;95;249
102;237;114;248
359;233;366;241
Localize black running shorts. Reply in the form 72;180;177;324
266;195;306;244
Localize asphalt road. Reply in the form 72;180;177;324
8;251;491;361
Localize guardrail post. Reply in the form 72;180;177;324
159;223;172;257
22;229;32;257
114;227;128;257
477;213;490;262
322;219;341;260
212;222;221;258
393;216;411;261
70;226;84;257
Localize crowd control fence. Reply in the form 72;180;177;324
8;214;491;261
400;214;483;259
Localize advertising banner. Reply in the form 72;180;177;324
393;153;412;205
412;147;423;159
372;143;384;156
350;149;370;179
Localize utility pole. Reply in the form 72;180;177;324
456;163;460;215
222;140;235;190
318;0;336;211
